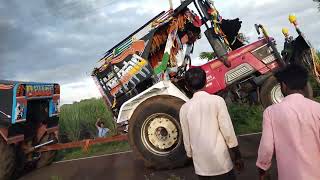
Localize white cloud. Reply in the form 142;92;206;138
60;78;101;104
110;1;140;14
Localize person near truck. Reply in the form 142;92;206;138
95;118;110;138
256;64;320;180
179;67;244;180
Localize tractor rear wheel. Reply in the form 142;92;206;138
36;133;57;168
260;76;313;108
0;138;16;180
128;95;188;169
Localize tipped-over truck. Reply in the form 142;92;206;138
0;81;60;179
92;0;319;169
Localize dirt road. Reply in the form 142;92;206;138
20;133;278;180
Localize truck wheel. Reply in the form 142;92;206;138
36;133;57;168
0;138;16;180
260;76;313;108
129;95;188;169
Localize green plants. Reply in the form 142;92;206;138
59;98;114;141
55;141;130;161
228;104;263;134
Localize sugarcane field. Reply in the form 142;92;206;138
1;0;320;180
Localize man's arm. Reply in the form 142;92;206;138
217;98;239;148
95;119;100;129
256;108;275;179
179;107;192;158
217;98;243;170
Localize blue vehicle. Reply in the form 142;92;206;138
0;80;60;179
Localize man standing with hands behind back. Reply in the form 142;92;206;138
256;64;320;180
180;67;244;180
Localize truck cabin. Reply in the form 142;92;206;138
91;0;269;117
0;81;60;144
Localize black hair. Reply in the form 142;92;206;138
275;64;308;90
185;67;206;91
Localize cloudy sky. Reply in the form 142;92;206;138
1;0;319;104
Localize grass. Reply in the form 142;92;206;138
59;98;115;142
55;141;130;161
229;104;263;134
50;176;63;180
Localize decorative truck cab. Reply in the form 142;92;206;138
0;80;60;144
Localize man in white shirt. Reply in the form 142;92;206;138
95;119;110;138
180;67;244;180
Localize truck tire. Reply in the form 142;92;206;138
260;76;313;108
36;133;57;169
128;95;188;169
0;138;16;180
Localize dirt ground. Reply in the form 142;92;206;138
20;134;278;180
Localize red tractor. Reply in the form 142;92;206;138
92;0;319;169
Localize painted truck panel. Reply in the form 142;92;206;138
0;81;60;125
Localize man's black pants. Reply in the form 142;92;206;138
198;169;236;180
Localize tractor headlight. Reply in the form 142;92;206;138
252;44;276;64
261;54;277;64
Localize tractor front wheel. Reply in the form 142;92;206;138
0;138;16;180
36;133;58;169
260;76;313;108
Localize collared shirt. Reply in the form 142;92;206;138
98;127;109;137
257;94;320;180
180;91;238;176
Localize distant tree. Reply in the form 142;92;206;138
199;33;250;61
199;52;217;61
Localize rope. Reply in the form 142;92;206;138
311;48;320;83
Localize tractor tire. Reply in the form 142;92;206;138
260;76;313;108
0;138;16;180
36;133;57;169
128;95;188;169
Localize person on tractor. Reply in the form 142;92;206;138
179;67;244;180
256;64;320;180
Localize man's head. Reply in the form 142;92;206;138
275;64;309;96
185;67;207;92
100;122;105;128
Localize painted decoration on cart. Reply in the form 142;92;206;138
26;84;54;97
95;31;155;108
0;84;13;90
0;85;14;123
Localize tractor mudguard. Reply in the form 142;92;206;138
116;81;189;124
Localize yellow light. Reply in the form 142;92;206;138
282;28;289;36
289;14;297;24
